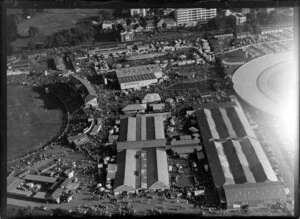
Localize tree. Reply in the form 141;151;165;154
225;15;237;29
6;14;18;42
28;26;40;37
162;22;167;29
268;10;280;25
256;10;269;25
55;34;65;46
243;23;254;34
27;40;35;50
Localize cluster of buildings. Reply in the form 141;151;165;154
7;168;79;204
102;94;287;209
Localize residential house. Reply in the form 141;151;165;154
157;18;177;29
145;20;155;32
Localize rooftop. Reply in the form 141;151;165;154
22;174;58;184
122;104;147;112
195;100;277;187
118;114;166;142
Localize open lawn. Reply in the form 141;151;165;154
220;49;246;64
10;9;103;50
169;79;216;93
15;9;101;37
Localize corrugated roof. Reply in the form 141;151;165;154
7;178;25;192
119;114;166;142
116;64;161;78
118;73;157;84
68;133;88;141
223;181;286;204
142;93;161;103
195;102;277;188
122;104;147;112
23;174;58;183
123;150;137;190
117;140;166;150
114;148;169;192
150;103;165;111
33;191;46;199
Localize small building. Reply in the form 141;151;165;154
116;64;161;90
149;103;165;111
120;30;134;42
68;134;89;147
133;25;144;32
22;174;58;184
122;104;147;114
84;95;98;108
64;170;74;178
142;93;161;103
232;13;246;26
33;191;47;201
109;134;119;143
175;96;185;102
157;18;177;29
145;20;155;32
102;21;114;29
235;31;251;39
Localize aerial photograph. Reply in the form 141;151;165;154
6;5;297;217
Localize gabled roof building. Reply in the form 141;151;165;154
194;99;286;208
114;148;169;193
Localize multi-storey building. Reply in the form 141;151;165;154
175;8;217;26
233;13;247;25
130;8;147;17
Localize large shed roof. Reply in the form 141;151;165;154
23;174;58;184
223;181;286;204
116;64;161;78
195;100;277;188
114;148;169;192
119;114;165;142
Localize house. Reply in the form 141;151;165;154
145;20;155;32
102;21;114;29
122;104;147;114
68;134;89;147
106;164;117;181
142;93;161;103
157;18;177;29
120;30;134;42
64;170;74;178
109;134;119;143
235;31;250;39
133;24;144;33
175;96;185;102
149;103;165;112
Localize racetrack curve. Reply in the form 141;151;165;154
232;52;296;118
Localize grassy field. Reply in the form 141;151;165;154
7;85;67;161
9;9;103;50
169;79;215;93
221;49;246;63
